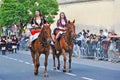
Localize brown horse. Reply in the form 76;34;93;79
52;20;75;72
30;23;52;77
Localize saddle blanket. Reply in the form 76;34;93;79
53;30;66;41
30;29;41;42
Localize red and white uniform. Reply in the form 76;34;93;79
29;17;46;42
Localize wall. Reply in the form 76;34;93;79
52;0;116;34
114;0;120;34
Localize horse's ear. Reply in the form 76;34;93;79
73;19;75;23
68;20;70;24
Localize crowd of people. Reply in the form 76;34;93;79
1;28;120;63
0;35;30;55
73;29;120;63
0;35;19;55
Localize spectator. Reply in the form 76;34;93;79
82;29;86;35
99;29;106;41
103;29;108;38
1;37;6;55
108;31;118;62
6;37;13;52
73;40;80;57
76;32;84;47
12;36;18;53
0;37;1;50
91;34;98;55
87;30;90;36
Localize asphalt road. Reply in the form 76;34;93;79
0;51;120;80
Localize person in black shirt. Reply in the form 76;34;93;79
1;38;6;55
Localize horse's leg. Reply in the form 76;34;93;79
34;51;40;75
62;49;67;72
52;48;56;70
44;51;49;77
57;53;60;70
30;48;35;64
69;49;73;73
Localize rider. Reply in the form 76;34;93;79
52;12;68;41
29;9;46;47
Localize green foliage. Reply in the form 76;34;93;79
0;0;59;27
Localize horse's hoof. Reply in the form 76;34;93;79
44;73;48;77
44;75;49;77
69;69;72;73
57;67;60;70
63;69;66;72
54;67;56;70
34;72;38;75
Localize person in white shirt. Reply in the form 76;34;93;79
103;29;108;38
76;32;84;41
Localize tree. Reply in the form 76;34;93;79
0;0;59;27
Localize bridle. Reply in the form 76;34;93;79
39;24;51;47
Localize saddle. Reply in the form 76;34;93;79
54;29;66;41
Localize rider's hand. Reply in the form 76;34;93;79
35;25;39;27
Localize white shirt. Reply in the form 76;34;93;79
103;32;108;37
76;35;84;41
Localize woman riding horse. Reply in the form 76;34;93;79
52;12;76;73
52;12;68;41
29;9;46;47
29;9;51;77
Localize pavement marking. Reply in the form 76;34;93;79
8;57;14;60
2;55;77;77
18;60;24;63
31;64;34;66
81;77;94;80
13;58;17;61
56;70;62;72
50;68;77;77
25;62;31;65
65;73;77;77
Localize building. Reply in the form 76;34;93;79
53;0;120;34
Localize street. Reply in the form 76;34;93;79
0;51;120;80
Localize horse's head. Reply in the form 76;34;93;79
67;20;76;38
40;23;52;44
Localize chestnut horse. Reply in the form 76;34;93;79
30;24;51;77
52;20;75;72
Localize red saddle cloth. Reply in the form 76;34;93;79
31;29;41;35
53;29;66;41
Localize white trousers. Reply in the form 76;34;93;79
30;33;40;42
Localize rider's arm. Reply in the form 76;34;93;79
30;18;36;27
57;19;60;27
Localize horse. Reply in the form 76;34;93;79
30;23;52;77
51;20;75;73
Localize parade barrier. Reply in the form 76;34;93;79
74;38;120;63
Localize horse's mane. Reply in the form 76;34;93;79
38;26;46;43
38;24;51;43
65;21;75;45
